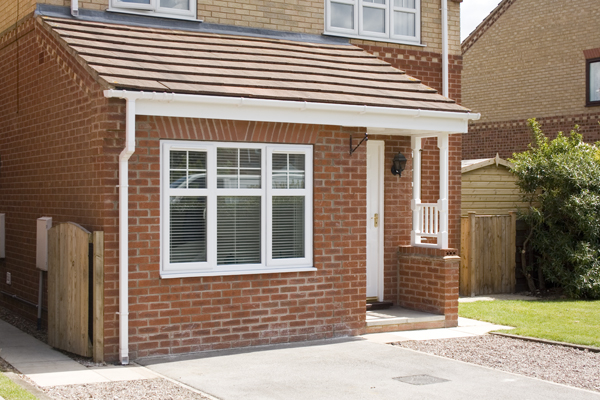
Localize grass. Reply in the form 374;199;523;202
0;372;38;400
459;299;600;348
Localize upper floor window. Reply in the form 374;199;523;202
110;0;196;20
325;0;420;44
587;58;600;106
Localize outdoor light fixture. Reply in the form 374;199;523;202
391;152;407;176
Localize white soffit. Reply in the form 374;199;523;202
104;90;480;135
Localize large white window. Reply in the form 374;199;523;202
160;141;314;278
325;0;420;44
110;0;196;20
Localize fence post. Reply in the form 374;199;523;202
509;212;517;293
468;212;476;296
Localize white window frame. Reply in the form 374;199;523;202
160;140;314;278
109;0;197;21
325;0;422;45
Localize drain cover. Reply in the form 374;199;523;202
393;375;450;385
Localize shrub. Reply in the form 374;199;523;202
510;119;600;299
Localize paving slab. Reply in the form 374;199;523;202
361;317;514;344
140;338;600;400
459;294;537;302
0;319;158;387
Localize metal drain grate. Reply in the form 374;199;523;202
393;374;450;385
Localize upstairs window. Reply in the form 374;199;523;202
161;141;314;278
587;58;600;106
110;0;196;19
325;0;420;44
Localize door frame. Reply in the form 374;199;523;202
366;140;385;301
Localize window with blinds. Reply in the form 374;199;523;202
161;141;314;277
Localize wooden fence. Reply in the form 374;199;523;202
48;222;104;361
460;212;516;296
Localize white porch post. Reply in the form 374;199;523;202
437;133;449;249
410;136;422;246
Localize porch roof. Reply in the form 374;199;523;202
41;16;471;114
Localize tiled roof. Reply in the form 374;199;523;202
41;16;469;113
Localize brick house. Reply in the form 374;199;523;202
462;0;600;159
0;0;476;363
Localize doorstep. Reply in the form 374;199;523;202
363;306;446;334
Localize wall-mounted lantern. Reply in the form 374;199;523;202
391;152;407;176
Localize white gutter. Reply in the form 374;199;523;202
104;90;480;135
441;0;449;98
71;0;79;16
117;96;136;365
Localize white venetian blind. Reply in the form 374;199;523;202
271;153;306;259
168;150;207;263
216;147;262;265
217;197;261;264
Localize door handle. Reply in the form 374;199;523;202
374;213;379;227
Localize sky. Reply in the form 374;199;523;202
460;0;502;42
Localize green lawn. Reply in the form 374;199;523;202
0;373;38;400
459;300;600;348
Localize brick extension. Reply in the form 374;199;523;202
1;9;464;361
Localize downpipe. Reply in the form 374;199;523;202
441;0;449;97
118;97;136;365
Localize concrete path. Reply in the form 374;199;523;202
459;293;537;302
140;338;600;400
0;319;157;387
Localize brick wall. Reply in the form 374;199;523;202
0;17;110;320
98;116;371;360
462;0;600;125
464;113;600;160
397;246;459;327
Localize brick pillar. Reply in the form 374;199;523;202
397;246;459;327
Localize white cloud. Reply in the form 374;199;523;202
460;0;502;41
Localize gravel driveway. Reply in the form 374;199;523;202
395;335;600;393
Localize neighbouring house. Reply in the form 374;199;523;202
461;0;600;160
0;0;476;363
461;154;528;216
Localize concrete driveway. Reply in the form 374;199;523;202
139;338;600;400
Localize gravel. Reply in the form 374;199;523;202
41;379;214;400
394;335;600;393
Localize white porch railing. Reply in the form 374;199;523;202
417;203;440;237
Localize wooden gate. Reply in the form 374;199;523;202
48;222;104;361
460;212;516;296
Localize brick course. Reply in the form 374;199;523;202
464;113;600;160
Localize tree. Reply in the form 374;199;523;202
509;119;600;299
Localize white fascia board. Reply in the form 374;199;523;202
104;90;481;135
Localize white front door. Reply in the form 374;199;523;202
366;140;384;300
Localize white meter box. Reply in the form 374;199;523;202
36;217;52;271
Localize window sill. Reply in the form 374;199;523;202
323;31;425;47
585;101;600;107
106;8;201;22
160;266;317;279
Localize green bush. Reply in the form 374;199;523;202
510;119;600;299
